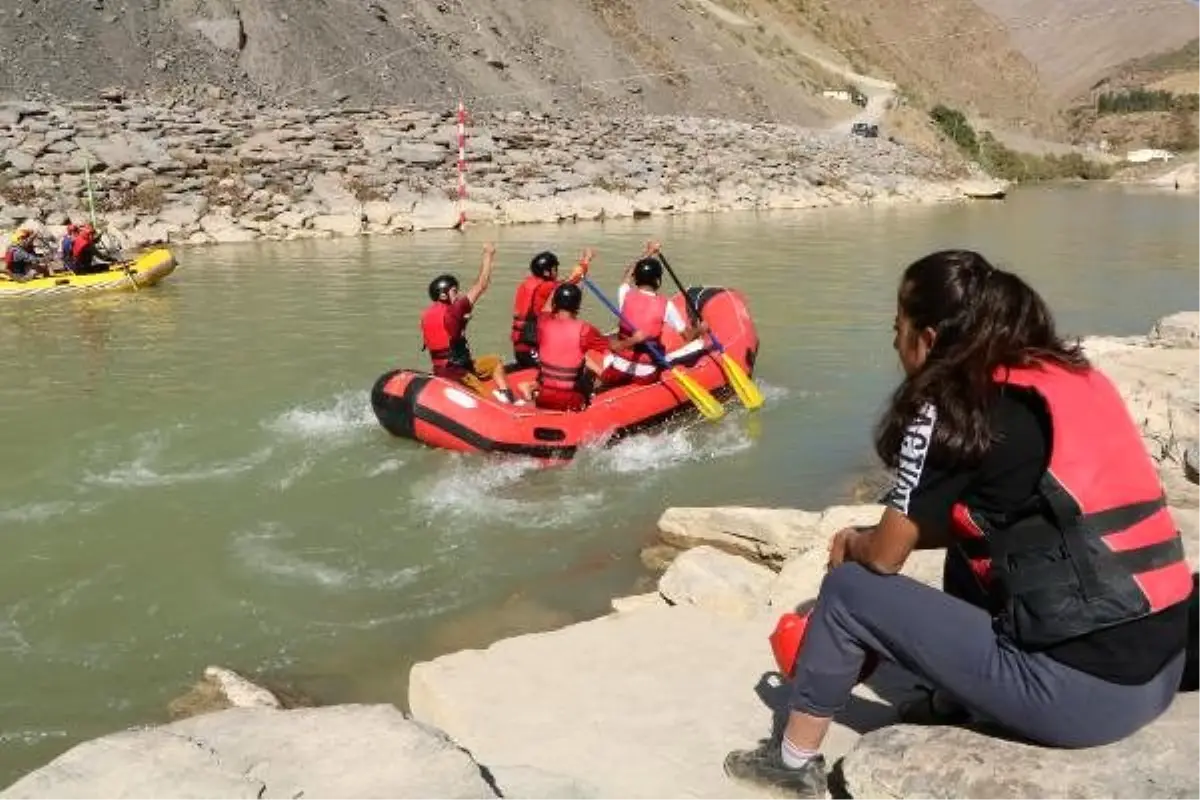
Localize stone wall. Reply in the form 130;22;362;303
1;98;1001;249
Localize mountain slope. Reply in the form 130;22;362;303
0;0;1194;140
969;0;1199;101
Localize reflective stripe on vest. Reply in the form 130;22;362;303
949;362;1191;648
511;276;551;349
537;316;587;392
616;289;667;366
420;302;471;371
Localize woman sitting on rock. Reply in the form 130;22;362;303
724;249;1193;798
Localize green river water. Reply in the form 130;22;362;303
1;183;1197;781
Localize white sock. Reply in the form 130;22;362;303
780;736;819;769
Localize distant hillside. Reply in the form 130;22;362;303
970;0;1199;101
0;0;1195;144
1064;39;1199;152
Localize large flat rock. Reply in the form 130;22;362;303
408;604;913;799
1;705;496;799
841;696;1199;799
656;504;884;563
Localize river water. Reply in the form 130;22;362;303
1;184;1196;780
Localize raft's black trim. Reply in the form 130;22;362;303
533;427;567;442
370;368;418;439
684;286;727;321
413;404;579;460
371;368;734;460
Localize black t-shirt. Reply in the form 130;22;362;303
881;386;1188;685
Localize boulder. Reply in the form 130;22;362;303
1;705;497;799
1084;326;1200;498
310;213;364;236
498;198;562;225
198;214;257;243
768;547;947;612
410;196;461;230
1185;443;1199;485
1150;312;1199;348
655;505;884;563
408;604;902;800
610;591;667;614
190;17;246;53
657;545;775;618
395;143;448;165
840;697;1199;799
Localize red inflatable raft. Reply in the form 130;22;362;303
370;286;759;462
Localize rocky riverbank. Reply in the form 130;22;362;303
1;96;1005;248
3;312;1196;799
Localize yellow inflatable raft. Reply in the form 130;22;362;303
0;248;177;299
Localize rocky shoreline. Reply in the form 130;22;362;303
3;312;1196;799
1;96;1007;248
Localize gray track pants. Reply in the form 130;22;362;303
791;560;1183;748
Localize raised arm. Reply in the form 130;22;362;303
465;242;497;306
542;248;595;312
620;240;660;286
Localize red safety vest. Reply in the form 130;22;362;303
950;362;1192;648
2;247;14;269
616;289;668;366
537;317;587;393
420;302;472;372
71;234;91;261
511;276;553;350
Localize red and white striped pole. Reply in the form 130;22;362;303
455;97;468;230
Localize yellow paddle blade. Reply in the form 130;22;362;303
670;366;725;421
720;352;765;411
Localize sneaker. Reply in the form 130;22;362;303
897;687;971;726
723;740;828;798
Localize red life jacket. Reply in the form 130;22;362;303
949;362;1191;649
420;302;472;372
617;289;668;365
71;234;91;261
537;316;587;393
3;247;14;269
511;276;553;350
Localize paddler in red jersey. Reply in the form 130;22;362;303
521;282;642;411
509;248;592;368
420;242;522;405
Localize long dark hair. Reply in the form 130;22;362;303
874;250;1089;468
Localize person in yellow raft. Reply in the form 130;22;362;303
420;242;525;405
2;226;52;281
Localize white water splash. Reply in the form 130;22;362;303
414;456;605;529
231;523;422;591
0;501;78;525
366;458;405;477
0;620;31;655
85;438;273;489
584;421;754;474
271;456;316;491
264;391;374;441
757;380;796;404
0;729;68;746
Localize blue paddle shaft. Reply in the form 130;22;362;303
581;276;670;368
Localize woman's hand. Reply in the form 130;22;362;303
827;527;862;570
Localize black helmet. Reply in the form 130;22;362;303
428;274;459;302
632;257;663;289
551;282;582;313
530;251;560;278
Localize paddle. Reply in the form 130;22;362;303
84;153;138;292
657;252;765;412
581;276;725;422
